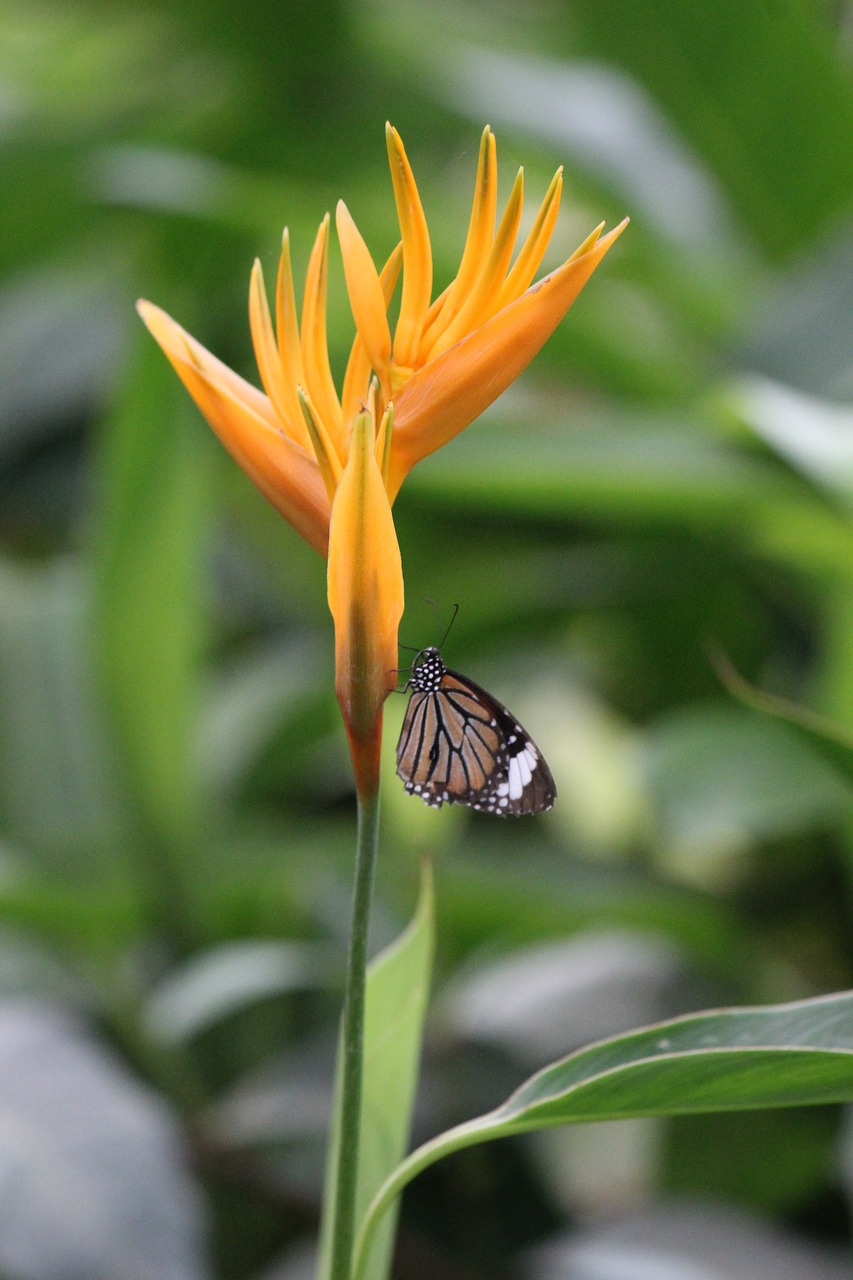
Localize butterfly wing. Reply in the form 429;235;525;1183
396;669;556;815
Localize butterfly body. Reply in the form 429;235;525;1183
396;646;556;815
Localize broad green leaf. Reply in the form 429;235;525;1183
318;861;434;1280
90;329;213;852
645;702;852;853
568;0;853;259
410;419;803;527
737;377;853;505
354;990;853;1278
143;939;336;1045
408;415;853;577
710;648;853;790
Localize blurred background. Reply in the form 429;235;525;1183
2;0;853;1276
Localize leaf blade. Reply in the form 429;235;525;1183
709;647;853;788
355;990;853;1277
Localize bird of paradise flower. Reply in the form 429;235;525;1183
138;124;626;1280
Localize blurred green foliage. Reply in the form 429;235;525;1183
2;0;853;1276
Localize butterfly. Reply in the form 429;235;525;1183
396;645;557;815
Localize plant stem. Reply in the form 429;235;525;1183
328;786;380;1280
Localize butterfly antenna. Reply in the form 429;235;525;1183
399;600;458;656
437;602;459;651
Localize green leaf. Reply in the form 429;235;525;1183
410;418;802;528
568;0;853;258
709;648;853;790
645;702;852;850
90;327;213;850
736;377;853;505
143;939;336;1045
354;990;853;1278
318;860;434;1280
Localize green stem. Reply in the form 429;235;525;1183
328;786;380;1280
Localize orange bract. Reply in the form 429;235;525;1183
328;408;404;790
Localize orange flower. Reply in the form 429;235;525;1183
137;125;626;783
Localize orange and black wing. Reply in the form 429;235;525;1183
396;670;556;816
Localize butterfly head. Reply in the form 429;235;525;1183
409;646;447;693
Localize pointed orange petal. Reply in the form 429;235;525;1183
276;228;305;388
336;200;392;385
301;216;343;450
496;167;563;311
364;375;378;433
421;280;452;333
137;300;330;555
342;342;372;430
386;219;629;501
386;123;432;368
342;242;402;424
374;402;393;485
570;222;607;259
249;259;311;451
298;385;343;501
420;125;497;352
427;167;524;360
327;407;404;768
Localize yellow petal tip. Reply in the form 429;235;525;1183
335;200;352;231
604;216;631;244
136;298;169;332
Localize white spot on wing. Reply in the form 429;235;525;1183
508;759;524;800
